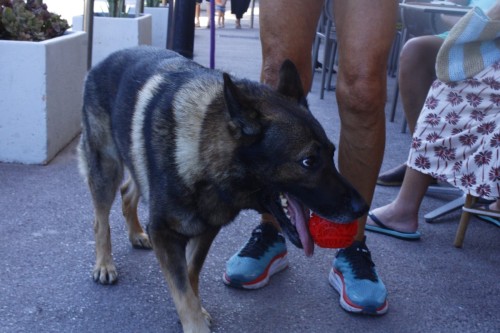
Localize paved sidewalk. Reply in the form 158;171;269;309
1;2;499;333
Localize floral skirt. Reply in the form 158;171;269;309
407;62;500;200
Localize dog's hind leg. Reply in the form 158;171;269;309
78;112;124;285
120;176;152;249
85;157;123;284
91;200;119;284
149;225;212;333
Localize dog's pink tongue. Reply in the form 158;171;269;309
285;194;314;257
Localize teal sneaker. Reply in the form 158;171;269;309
329;237;388;315
223;223;288;289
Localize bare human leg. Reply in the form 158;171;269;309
333;0;397;241
368;167;434;233
260;0;324;93
258;0;323;229
377;36;443;188
399;35;444;133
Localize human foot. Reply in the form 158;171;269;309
365;205;420;240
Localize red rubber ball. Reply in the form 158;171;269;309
308;214;358;248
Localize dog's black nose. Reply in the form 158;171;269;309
349;190;369;219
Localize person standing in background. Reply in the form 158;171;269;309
231;0;251;28
195;0;202;27
224;0;398;315
216;0;228;28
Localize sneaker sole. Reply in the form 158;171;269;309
329;268;388;315
222;252;289;290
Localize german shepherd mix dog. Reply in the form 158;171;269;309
78;47;368;333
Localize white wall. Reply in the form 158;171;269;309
43;0;84;26
44;1;141;26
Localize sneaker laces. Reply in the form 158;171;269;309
341;242;378;282
238;225;280;259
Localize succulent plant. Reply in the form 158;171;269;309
107;0;128;17
145;0;162;7
0;0;69;41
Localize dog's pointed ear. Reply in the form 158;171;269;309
223;73;261;140
276;60;306;106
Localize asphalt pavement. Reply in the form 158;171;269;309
0;3;499;333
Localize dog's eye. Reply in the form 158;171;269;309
301;156;317;169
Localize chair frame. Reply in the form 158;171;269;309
311;0;338;99
456;195;500;247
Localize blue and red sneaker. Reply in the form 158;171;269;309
329;237;388;315
223;223;288;289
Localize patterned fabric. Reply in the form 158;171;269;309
407;61;500;200
436;7;500;83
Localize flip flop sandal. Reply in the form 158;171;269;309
475;214;500;228
365;211;421;240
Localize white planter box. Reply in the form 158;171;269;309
72;14;152;66
0;31;88;164
144;6;169;48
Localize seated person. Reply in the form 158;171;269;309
367;5;500;239
378;0;496;186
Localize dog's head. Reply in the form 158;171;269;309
222;61;368;255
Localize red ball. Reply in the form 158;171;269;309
308;213;357;248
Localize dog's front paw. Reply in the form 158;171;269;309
130;232;152;249
201;306;212;327
93;263;118;284
182;308;212;333
183;322;211;333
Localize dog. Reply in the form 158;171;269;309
78;46;368;333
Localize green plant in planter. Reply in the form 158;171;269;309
0;0;69;41
146;0;168;7
145;0;161;7
107;0;129;17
